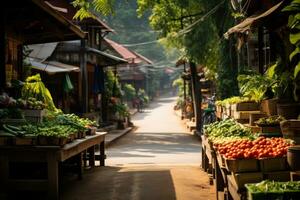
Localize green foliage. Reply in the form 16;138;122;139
265;60;296;101
138;88;149;104
113;102;130;118
282;0;300;79
215;96;250;106
104;0;178;64
21;74;56;111
237;74;275;102
172;78;183;96
123;83;136;101
72;0;115;20
105;69;122;98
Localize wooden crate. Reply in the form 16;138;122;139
216;105;223;113
232;111;261;120
225;104;231;117
290;171;300;181
259;125;281;134
263;171;291;182
14;136;37;146
227;174;248;200
260;99;278;116
23;109;46;122
231;102;260;112
280;120;300;144
228;172;263;190
216;152;225;167
259;157;288;172
249;113;267;126
216;111;222;119
225;158;260;173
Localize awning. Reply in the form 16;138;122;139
224;1;284;39
29;58;79;74
28;43;58;61
55;41;128;66
87;47;128;66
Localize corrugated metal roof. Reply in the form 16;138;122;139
29;58;79;74
28;43;58;61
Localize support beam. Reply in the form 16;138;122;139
258;27;264;74
80;39;88;113
190;62;202;135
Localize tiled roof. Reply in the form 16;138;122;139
103;38;153;65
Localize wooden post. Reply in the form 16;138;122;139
258;27;264;74
80;39;88;113
47;152;59;200
190;62;202;135
0;9;5;90
101;67;108;123
100;140;105;166
183;62;187;101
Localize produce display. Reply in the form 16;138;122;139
16;97;45;110
214;137;293;159
204;119;257;143
0;109;98;146
255;115;285;127
246;180;300;193
215;96;251;106
21;74;56;111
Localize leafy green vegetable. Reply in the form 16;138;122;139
255;115;285;126
246;180;300;193
204;119;257;142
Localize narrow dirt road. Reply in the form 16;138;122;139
62;95;215;200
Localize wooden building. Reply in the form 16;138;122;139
102;38;153;91
26;0;127;123
0;0;86;93
225;1;288;74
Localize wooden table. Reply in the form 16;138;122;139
0;132;106;200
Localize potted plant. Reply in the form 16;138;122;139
238;73;276;115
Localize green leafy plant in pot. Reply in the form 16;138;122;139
270;0;300;119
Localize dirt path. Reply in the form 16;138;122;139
61;95;215;200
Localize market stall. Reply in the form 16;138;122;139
202;109;300;200
0;73;106;200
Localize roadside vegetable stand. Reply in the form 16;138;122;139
202;110;300;200
0;132;106;200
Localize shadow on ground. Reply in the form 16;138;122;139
61;166;176;200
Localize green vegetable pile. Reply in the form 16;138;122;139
255;115;285;126
215;96;251;106
246;180;300;193
16;97;45;110
204;119;257;143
